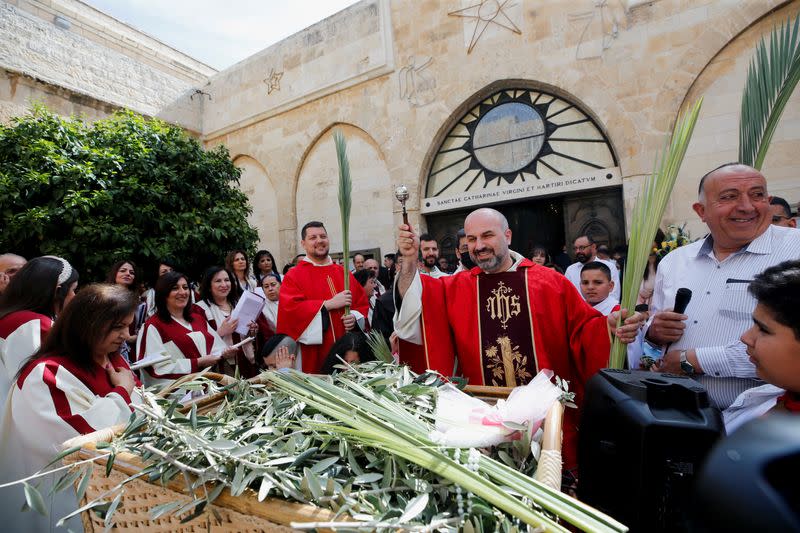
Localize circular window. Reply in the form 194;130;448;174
425;88;617;199
473;102;545;173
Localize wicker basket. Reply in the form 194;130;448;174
62;375;563;532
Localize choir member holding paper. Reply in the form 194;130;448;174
194;266;264;378
136;271;235;389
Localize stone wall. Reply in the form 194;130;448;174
204;0;800;263
0;0;210;130
675;1;800;238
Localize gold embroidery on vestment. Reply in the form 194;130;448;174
484;335;532;387
485;282;521;330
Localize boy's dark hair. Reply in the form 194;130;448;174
581;261;612;281
749;260;800;341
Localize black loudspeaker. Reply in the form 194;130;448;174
692;414;800;532
578;369;725;532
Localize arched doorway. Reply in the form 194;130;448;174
295;124;394;264
422;85;623;264
234;155;281;265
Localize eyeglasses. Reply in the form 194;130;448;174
574;244;592;251
772;215;791;223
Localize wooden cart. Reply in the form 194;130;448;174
62;375;563;532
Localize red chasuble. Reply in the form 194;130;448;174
408;259;611;469
277;261;370;373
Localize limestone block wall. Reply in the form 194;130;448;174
0;0;210;130
204;0;799;263
675;0;800;238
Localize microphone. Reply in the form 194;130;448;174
660;288;693;365
673;288;692;315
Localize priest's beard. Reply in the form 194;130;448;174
471;245;508;273
423;255;437;268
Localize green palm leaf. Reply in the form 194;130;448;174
609;98;703;369
739;13;800;170
334;130;352;314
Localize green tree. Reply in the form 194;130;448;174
0;106;259;282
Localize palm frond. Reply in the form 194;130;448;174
609;98;703;369
365;330;394;363
334;130;352;313
739;13;800;169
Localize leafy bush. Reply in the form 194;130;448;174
0;106;258;282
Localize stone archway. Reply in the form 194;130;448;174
294;124;394;260
233;155;281;265
666;1;800;237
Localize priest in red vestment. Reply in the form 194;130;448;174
278;221;370;373
394;208;643;473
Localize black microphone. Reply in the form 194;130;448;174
661;288;693;365
674;288;692;315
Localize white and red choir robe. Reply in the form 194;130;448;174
194;301;267;378
136;310;227;389
0;353;141;532
394;251;612;470
277;257;370;373
261;297;279;332
0;311;52;417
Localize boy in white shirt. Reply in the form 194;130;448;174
580;261;619;316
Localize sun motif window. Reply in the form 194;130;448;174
425;88;617;200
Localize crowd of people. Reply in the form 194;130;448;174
0;162;798;528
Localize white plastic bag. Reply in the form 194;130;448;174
431;369;561;448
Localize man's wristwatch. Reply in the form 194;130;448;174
679;349;695;376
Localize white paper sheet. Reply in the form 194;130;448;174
129;353;172;371
231;290;265;335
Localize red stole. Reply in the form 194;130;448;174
277;260;370;373
411;260;611;469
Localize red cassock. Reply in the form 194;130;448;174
277;261;370;373
401;259;611;470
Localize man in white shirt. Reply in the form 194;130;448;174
564;235;621;301
645;163;800;409
419;233;449;278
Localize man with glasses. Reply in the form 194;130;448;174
564;235;621;301
769;196;796;228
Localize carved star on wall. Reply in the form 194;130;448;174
448;0;521;54
264;68;283;95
